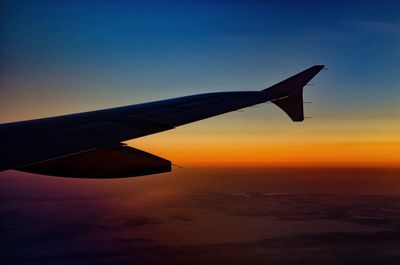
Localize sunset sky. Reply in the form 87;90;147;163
1;0;399;167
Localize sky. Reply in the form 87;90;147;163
1;0;399;167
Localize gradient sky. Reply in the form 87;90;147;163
1;0;399;167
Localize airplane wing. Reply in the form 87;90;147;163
0;65;324;178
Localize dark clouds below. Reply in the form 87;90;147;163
1;168;400;264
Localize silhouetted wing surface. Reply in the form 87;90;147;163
0;65;324;173
0;91;279;170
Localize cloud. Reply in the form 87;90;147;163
3;190;400;265
118;216;162;229
169;213;194;222
169;192;400;228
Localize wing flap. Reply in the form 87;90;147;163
18;145;171;178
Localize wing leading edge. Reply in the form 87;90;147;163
0;65;324;177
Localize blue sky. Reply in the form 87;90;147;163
1;0;399;121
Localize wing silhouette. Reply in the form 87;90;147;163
0;65;324;178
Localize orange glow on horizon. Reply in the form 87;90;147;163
125;118;400;168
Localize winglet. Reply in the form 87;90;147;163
263;65;324;121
